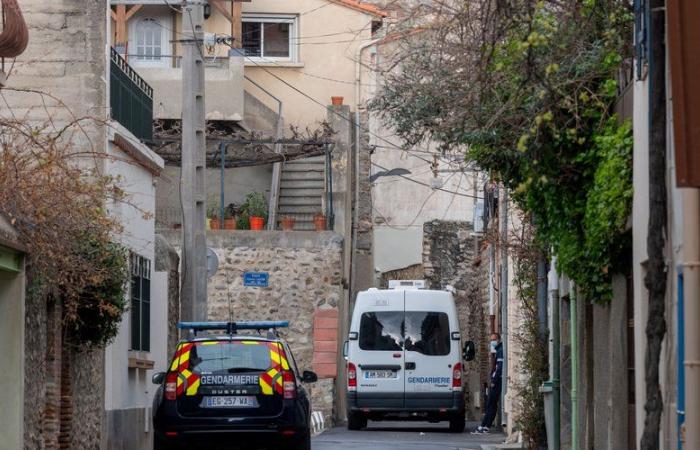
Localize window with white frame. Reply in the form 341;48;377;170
129;13;170;68
242;15;297;61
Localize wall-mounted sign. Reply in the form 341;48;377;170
243;272;269;287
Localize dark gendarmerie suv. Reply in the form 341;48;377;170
152;321;317;450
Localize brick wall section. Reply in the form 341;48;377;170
312;308;339;378
422;220;489;420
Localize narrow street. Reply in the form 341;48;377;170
312;422;505;450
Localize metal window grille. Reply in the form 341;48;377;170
130;253;151;352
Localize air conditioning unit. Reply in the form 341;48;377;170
388;280;426;290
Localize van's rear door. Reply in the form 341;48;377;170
355;290;405;409
403;290;456;409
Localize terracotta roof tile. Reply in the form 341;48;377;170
327;0;388;17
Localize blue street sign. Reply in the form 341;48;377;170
243;272;269;287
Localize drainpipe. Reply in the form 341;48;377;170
570;282;578;450
682;188;700;450
537;257;549;341
548;255;561;450
499;188;509;428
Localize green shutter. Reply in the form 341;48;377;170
0;245;23;273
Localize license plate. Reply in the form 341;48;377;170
201;396;259;408
364;370;397;379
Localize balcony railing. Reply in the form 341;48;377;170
110;48;153;141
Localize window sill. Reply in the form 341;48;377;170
244;61;305;68
128;350;155;370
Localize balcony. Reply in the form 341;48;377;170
133;53;245;121
110;47;153;141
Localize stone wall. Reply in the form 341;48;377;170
163;230;344;426
422;220;489;420
155;234;181;357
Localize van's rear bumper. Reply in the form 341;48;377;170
347;391;464;414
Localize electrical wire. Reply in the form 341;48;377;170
371;161;482;199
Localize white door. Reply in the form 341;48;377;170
353;290;405;408
403;290;458;408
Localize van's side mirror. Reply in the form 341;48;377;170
343;340;349;359
152;372;165;385
463;341;476;362
301;370;318;383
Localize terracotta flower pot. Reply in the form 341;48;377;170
210;218;221;230
331;96;344;106
249;216;265;231
281;216;295;231
223;218;237;230
313;214;327;231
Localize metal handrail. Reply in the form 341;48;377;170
110;47;154;98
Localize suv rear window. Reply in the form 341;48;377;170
404;312;450;356
189;341;272;373
359;311;403;351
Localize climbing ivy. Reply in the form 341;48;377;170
371;0;634;302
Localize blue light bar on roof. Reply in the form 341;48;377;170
177;321;289;332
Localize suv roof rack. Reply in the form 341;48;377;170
178;321;289;337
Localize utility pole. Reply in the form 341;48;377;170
499;187;508;428
180;0;207;322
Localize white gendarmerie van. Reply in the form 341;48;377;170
344;284;468;432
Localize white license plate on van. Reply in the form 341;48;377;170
201;396;259;408
364;370;397;379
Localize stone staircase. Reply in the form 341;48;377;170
276;156;326;230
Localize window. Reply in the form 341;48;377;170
128;13;170;68
242;15;297;61
359;311;403;351
189;342;272;374
404;312;451;356
130;253;151;352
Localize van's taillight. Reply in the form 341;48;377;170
347;362;357;391
283;370;296;399
452;363;462;390
165;372;178;400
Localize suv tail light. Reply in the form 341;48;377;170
283;370;296;399
452;363;462;390
347;362;357;391
165;372;178;400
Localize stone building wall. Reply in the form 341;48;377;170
163;230;344;426
155;234;181;357
422;220;489;420
8;1;112;448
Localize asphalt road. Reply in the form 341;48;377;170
311;421;505;450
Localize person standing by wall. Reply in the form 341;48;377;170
472;333;503;434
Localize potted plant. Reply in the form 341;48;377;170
223;204;237;230
207;201;220;230
281;215;295;231
242;192;268;231
313;212;327;231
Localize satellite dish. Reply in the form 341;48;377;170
206;248;219;278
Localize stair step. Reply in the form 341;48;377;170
282;164;325;172
280;180;325;189
278;205;323;214
285;156;325;164
281;172;325;181
279;196;323;206
277;188;324;197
